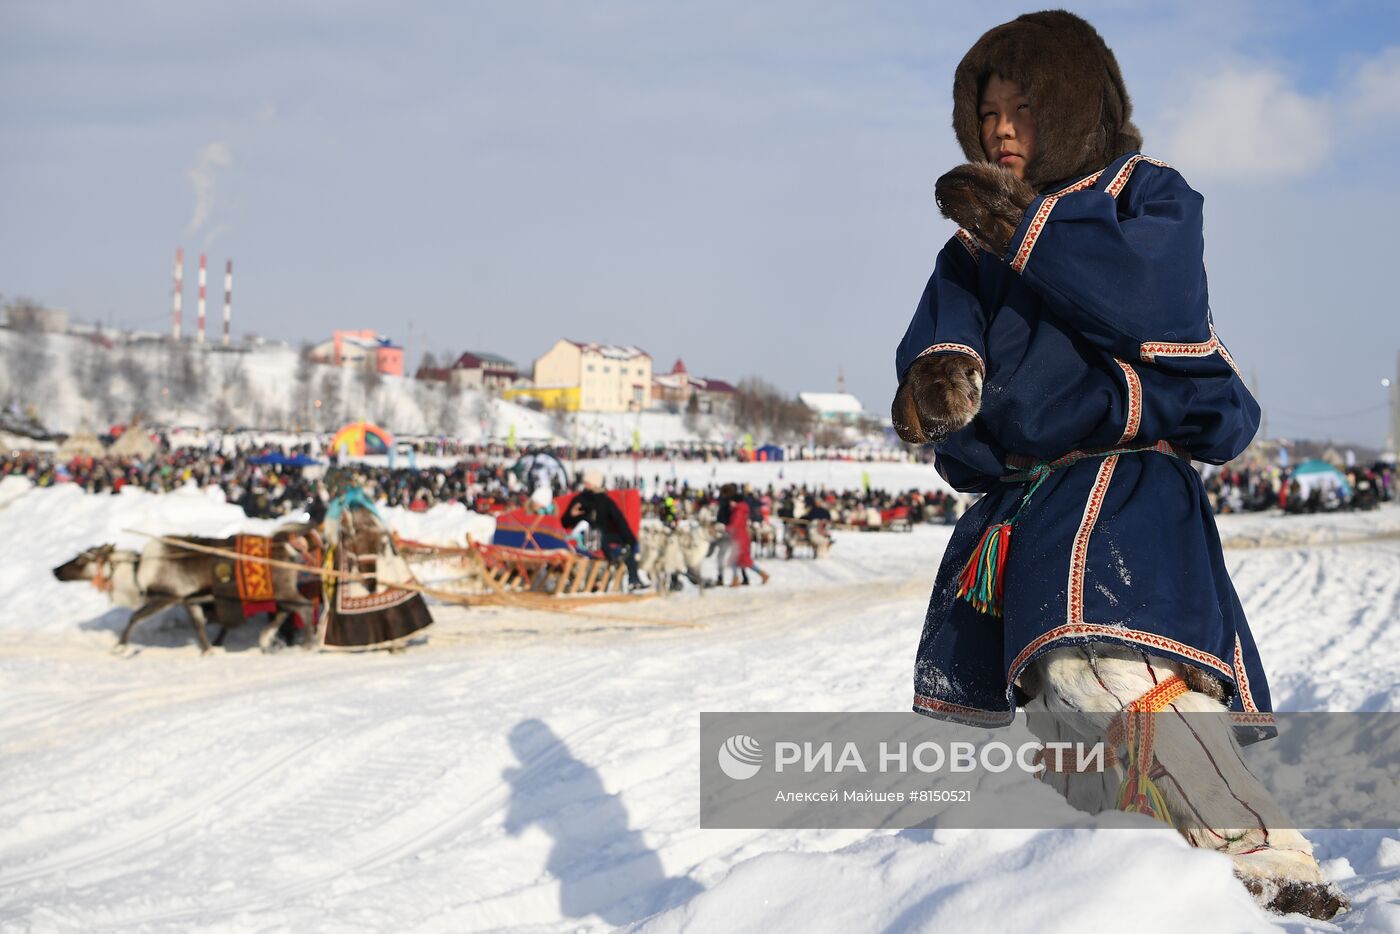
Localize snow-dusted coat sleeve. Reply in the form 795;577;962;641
999;158;1259;463
1003;161;1207;362
895;234;986;382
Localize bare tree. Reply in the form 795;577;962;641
166;338;204;402
4;297;50;415
683;392;702;435
358;354;383;406
78;337;115;424
731;376;814;442
317;370;342;431
216;354;250;428
117;351;150;405
294;341;316;427
438;378;463;436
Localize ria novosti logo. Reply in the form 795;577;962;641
717;734;764;780
715;735;1109;780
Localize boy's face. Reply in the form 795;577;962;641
979;74;1036;179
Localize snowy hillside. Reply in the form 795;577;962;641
2;472;1399;931
0;328;756;446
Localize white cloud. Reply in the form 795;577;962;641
1155;64;1331;182
1344;46;1400;120
185;141;232;236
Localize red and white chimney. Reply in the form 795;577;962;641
222;260;233;346
196;253;208;344
171;247;184;340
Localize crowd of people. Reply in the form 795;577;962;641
6;435;1394;529
0;440;959;531
1201;462;1395;515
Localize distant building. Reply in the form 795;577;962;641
799;391;865;425
450;351;518;391
652;359;736;415
3;304;68;333
505;339;652;412
309;329;404;377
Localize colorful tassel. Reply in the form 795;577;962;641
956;521;1014;616
1107;675;1189;826
1115;710;1173;823
955;443;1177;620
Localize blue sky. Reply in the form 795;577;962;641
2;1;1398;446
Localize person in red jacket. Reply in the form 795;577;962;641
719;484;769;587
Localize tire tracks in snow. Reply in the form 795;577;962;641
0;735;336;891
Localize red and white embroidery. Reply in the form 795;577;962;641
1233;635;1259;713
1115;359;1142;444
1140;323;1245;380
1211;324;1245;381
1105;155;1144;198
1010;172;1104;271
1049;170;1106;198
1010;195;1058;273
914;343;984;372
1010;623;1234;683
1011;156;1169;275
913;694;1015;725
1067;455;1119;626
954;228;981;259
1139;335;1218;361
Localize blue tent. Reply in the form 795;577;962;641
756;443;785;462
1292;459;1351;497
248;452;322;467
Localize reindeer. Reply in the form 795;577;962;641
637;523;714;595
54;528;320;653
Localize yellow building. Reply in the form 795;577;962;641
525;339;653;412
501;385;581;411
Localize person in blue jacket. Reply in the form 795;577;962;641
892;11;1344;919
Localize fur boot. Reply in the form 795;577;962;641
1022;643;1348;920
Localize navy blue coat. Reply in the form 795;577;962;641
898;153;1273;735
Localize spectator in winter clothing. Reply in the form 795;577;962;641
562;470;643;589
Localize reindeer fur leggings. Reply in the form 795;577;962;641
1022;643;1324;886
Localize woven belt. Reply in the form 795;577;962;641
956;441;1188;617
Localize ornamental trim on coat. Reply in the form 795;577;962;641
1011;155;1167;274
913;693;1015;725
1115;359;1142;444
1233;634;1260;713
1066;455;1119;627
954;228;982;259
914;343;984;372
1009;623;1235;684
1140;335;1218;361
1010;171;1105;272
1210;324;1245;381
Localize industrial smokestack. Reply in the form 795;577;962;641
171;247;184;340
222;260;233;346
197;253;207;344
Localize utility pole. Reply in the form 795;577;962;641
1390;350;1400;461
1251;367;1268;443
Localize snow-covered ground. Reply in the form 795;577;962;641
3;476;1400;932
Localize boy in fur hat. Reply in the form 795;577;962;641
893;10;1346;919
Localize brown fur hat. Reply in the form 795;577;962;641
952;10;1142;192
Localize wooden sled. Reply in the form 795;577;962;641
395;537;643;602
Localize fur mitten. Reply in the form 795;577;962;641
891;352;984;444
935;164;1037;257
